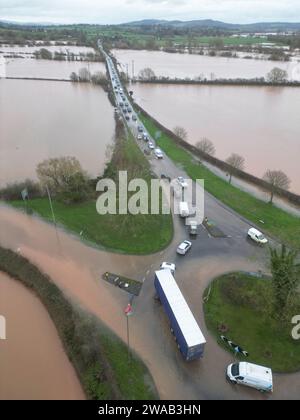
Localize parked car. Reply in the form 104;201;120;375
138;125;144;132
137;134;142;140
160;262;176;274
132;115;137;121
127;108;132;113
177;176;188;188
176;240;192;255
226;362;273;393
247;228;268;245
148;141;154;149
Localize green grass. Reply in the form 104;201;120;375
203;272;300;372
139;113;300;250
0;246;158;399
10;135;173;255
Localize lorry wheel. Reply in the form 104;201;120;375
230;380;237;385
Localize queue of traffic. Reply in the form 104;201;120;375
98;40;273;395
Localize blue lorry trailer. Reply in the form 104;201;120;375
154;270;206;361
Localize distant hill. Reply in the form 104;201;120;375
121;19;300;32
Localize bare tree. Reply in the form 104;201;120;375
78;67;91;82
263;169;291;203
173;126;188;141
266;67;288;83
36;157;88;193
91;71;107;85
196;138;216;156
70;71;78;82
138;67;156;81
225;153;245;183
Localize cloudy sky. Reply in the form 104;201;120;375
1;0;299;24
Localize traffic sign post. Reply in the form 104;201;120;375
124;303;133;361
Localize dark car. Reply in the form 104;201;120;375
161;174;171;182
132;115;137;121
125;115;130;121
138;125;143;132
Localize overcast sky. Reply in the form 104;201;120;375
1;0;300;25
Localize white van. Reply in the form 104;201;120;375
226;362;273;393
247;227;268;245
179;202;189;218
154;148;163;159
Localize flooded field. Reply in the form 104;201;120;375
113;49;300;81
0;78;115;187
3;58;106;79
132;83;300;194
0;44;96;55
0;271;85;400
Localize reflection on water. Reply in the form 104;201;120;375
0;79;115;186
133;83;300;194
113;49;300;81
0;271;85;400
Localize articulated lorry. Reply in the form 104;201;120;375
154;270;206;361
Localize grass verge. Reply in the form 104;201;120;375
139;113;300;250
9;134;173;255
203;272;300;372
0;246;158;400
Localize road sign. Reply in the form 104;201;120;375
124;303;133;316
221;335;249;357
21;188;29;201
155;130;162;140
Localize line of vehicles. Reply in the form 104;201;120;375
102;41;273;395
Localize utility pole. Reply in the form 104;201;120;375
46;185;56;226
126;63;129;82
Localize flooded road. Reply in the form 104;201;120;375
113;49;300;81
0;79;115;187
0;271;85;400
133;83;300;194
0;204;299;400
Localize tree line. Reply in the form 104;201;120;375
173;127;291;202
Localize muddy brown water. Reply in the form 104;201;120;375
0;78;115;187
113;49;300;81
5;58;107;80
0;271;85;400
132;83;300;194
1;204;299;400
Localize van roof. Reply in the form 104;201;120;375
239;362;273;382
248;227;263;236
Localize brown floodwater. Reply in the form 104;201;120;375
113;49;300;81
5;58;106;80
132;83;300;194
0;204;299;400
0;78;115;187
0;271;85;400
